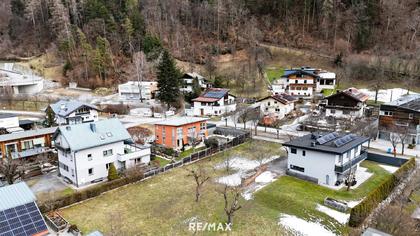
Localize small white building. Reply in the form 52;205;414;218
191;88;236;116
180;72;210;93
324;88;369;119
271;77;288;94
316;71;336;92
0;114;23;133
47;100;100;125
0;64;44;94
258;93;297;120
284;132;370;186
54;119;151;187
118;81;158;100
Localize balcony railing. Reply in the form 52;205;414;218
335;150;368;173
117;144;151;162
4;147;51;159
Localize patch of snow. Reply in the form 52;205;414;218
278;214;337;236
379;164;399;173
345;199;363;208
316;204;350;224
217;173;242;187
215;156;277;171
255;171;276;183
352;167;373;189
359;88;417;103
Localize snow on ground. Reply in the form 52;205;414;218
359;88;417;103
242;171;278;200
345;199;363;208
379;164;399;173
255;171;276;183
316;204;350;224
278;214;337;236
215;156;277;172
217;173;242;187
352;167;373;189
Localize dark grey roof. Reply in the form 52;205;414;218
384;94;420;112
283;132;370;154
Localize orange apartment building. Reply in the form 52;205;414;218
155;117;209;149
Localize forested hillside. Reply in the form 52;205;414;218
0;0;419;89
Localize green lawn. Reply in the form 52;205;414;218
154;156;172;167
322;88;337;97
266;68;284;83
59;142;390;235
179;146;206;159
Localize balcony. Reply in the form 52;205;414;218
7;147;51;159
117;144;151;162
335;150;368;173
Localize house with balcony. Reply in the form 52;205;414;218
47;100;100;125
0;127;56;159
155;117;209;150
323;88;369;119
281;69;319;98
54;119;150;187
118;81;158;100
258;93;297;123
180;72;210;93
191;88;236;116
283;132;370;186
378;94;420;144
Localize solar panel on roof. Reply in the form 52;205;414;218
333;134;356;147
316;132;339;145
0;202;48;236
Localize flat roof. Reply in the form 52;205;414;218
283;132;370;154
0;113;17;119
0;127;57;142
155;117;209;126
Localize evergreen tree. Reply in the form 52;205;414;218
213;75;224;88
156;50;181;108
45;108;56;127
107;163;119;181
191;77;202;99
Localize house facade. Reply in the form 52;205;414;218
0;127;56;159
284;132;370;186
191;88;236;116
271;77;288;94
324;88;369;119
47;100;100;125
180;72;210;93
54;119;151;187
378;94;420;144
118;81;158;100
155;117;209;150
258;93;297;120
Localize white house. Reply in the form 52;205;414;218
47;100;100;125
324;88;369;119
180;72;210;93
316;71;336;92
191;88;236;116
0;113;23;133
283;132;370;187
118;81;158;100
0;63;44;94
271;77;288;94
54;119;151;187
258;93;297;120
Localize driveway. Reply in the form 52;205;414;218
27;171;68;194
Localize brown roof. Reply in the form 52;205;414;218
327;87;369;102
258;93;297;105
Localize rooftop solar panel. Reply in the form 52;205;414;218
316;132;339;145
0;202;48;236
333;134;356;147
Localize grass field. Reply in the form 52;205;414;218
265;68;284;83
59;141;391;235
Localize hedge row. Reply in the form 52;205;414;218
38;173;144;213
348;158;416;227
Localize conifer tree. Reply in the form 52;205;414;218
156;50;181;109
107;163;119;181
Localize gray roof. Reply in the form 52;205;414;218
86;231;104;236
385;94;420;112
49;100;99;117
155;117;209;126
0;127;57;142
283;132;370;154
362;227;392;236
55;119;132;151
0;113;17;119
0;182;36;211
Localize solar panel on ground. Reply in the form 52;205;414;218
316;132;339;145
0;202;48;236
333;134;355;147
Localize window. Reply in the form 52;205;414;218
302;150;306;156
267;102;271;106
330;109;336;114
88;168;94;175
200;122;206;130
59;162;69;172
275;108;280;112
382;111;393;116
87;154;92;161
304;80;307;84
343;110;350;115
291;148;297;154
103;149;113;157
409;113;414;119
295;80;298;83
177;127;183;137
106;163;112;170
290;165;304;172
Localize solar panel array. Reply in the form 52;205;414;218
316;132;339;145
204;90;226;99
333;134;356;147
0;202;48;236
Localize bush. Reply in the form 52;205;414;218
408;144;416;149
349;158;416;227
107;163;119;181
102;104;129;115
204;137;219;148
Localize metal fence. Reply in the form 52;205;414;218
145;132;251;178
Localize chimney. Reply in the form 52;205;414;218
90;123;96;132
66;126;71;131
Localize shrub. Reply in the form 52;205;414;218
102;104;129;115
204;137;219;149
349;158;416;227
107;163;119;181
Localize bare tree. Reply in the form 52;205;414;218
248;108;262;136
389;132;400;157
250;141;270;168
220;185;242;226
0;150;24;185
187;165;211;202
397;126;410;156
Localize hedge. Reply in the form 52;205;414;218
38;173;144;213
348;158;416;227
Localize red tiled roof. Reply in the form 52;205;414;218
343;87;369;102
192;97;220;102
